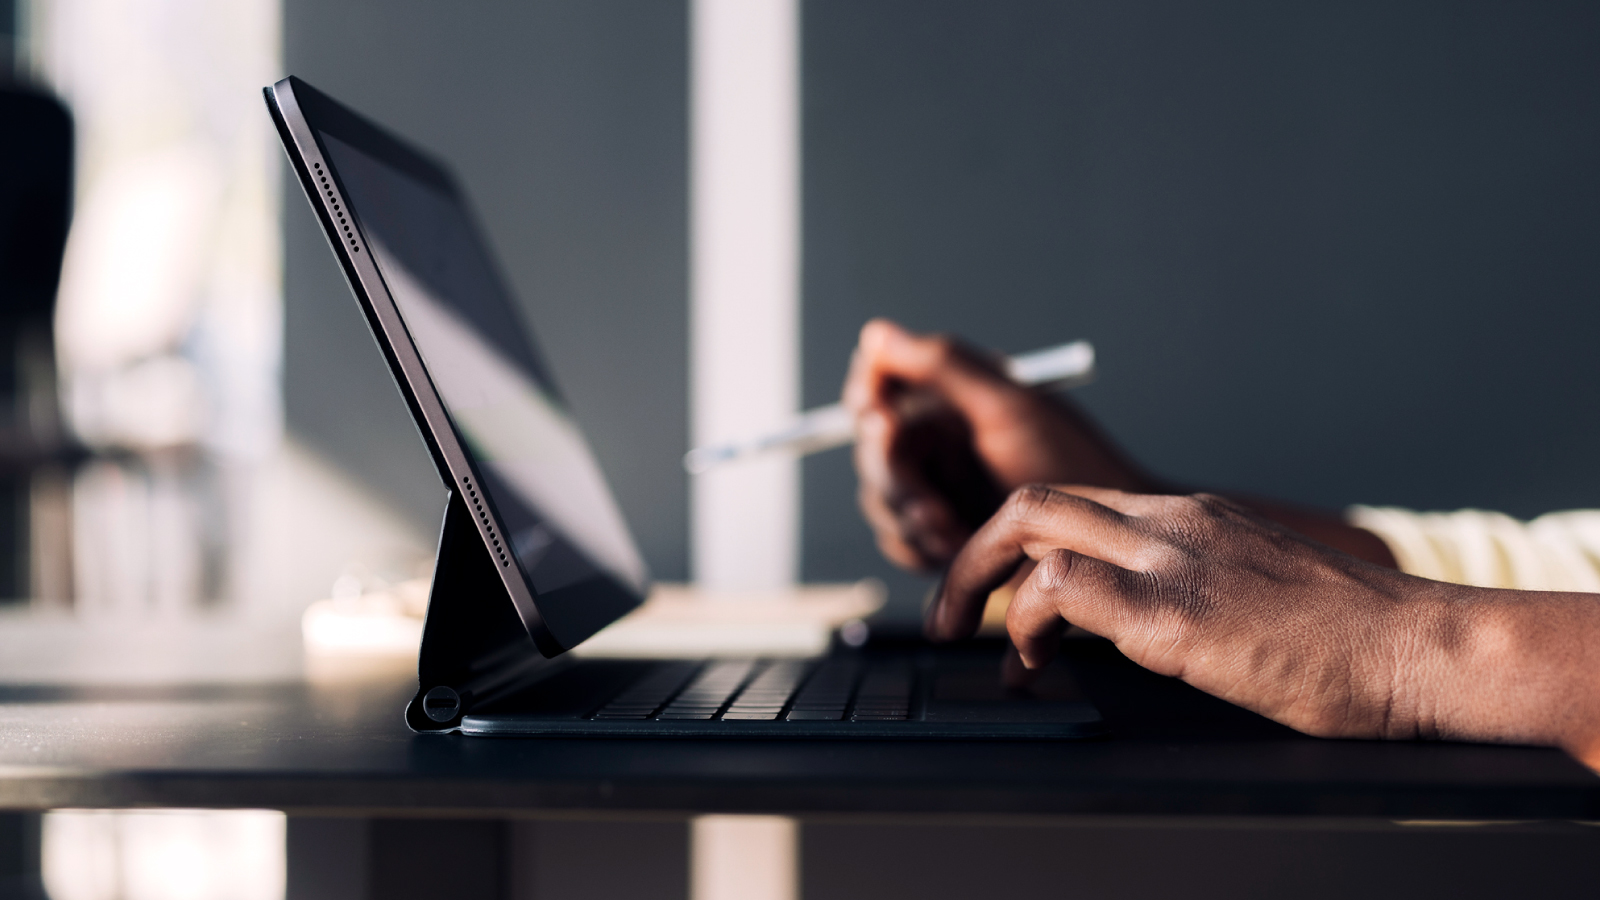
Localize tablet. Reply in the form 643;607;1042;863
266;76;648;655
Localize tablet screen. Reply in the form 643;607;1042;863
317;130;650;606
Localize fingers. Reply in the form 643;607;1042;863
1001;630;1058;688
849;319;1024;425
1006;549;1142;668
842;342;875;413
848;325;969;570
854;408;924;569
927;485;1149;641
1049;484;1187;519
854;408;969;569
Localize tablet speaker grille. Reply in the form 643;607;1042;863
463;475;510;568
312;161;361;254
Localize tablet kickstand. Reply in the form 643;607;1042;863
405;489;554;733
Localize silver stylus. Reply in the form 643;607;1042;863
683;339;1095;474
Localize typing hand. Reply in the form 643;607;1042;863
842;319;1150;571
925;484;1600;764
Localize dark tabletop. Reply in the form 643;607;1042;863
0;638;1595;819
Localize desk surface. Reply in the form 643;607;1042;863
0;639;1595;819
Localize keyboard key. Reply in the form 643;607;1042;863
596;657;925;725
725;663;808;711
591;661;703;719
786;709;844;721
646;659;759;717
849;663;913;718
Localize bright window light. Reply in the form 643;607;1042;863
22;0;284;613
42;809;286;900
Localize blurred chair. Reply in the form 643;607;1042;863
0;85;73;604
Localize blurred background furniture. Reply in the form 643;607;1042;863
0;85;71;606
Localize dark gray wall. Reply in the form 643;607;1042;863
282;0;689;578
283;1;1600;609
801;1;1600;614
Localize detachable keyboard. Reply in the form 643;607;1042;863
460;644;1105;740
591;659;912;723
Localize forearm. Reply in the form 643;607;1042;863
1405;584;1600;766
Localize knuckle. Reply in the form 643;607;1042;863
925;333;958;363
1129;542;1184;574
1005;483;1057;520
1030;549;1078;595
1185;492;1245;522
1147;494;1221;552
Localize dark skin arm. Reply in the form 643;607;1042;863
844;319;1600;769
927;484;1600;769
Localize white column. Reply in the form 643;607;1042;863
689;7;803;892
690;0;801;592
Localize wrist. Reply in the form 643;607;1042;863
1403;583;1600;760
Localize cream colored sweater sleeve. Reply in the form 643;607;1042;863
1348;506;1600;592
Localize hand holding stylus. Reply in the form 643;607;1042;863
842;320;1153;572
840;319;1395;573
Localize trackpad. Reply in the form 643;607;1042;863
921;662;1098;724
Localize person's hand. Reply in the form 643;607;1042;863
843;319;1151;572
927;483;1600;762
